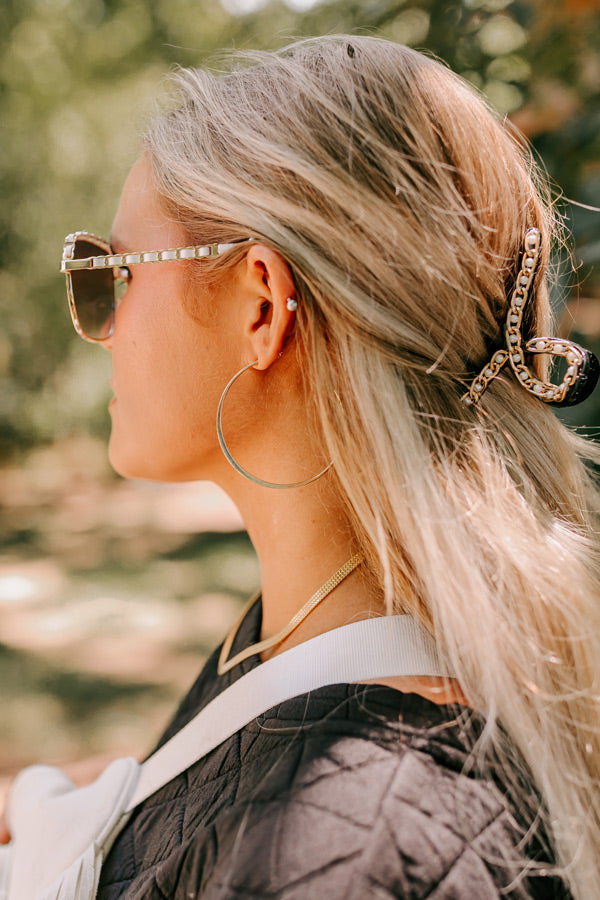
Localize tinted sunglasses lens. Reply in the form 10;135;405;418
71;239;115;340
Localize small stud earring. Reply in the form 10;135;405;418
286;297;298;311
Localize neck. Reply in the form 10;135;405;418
217;477;470;706
203;356;467;706
224;473;384;653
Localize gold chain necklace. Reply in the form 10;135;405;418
217;552;364;676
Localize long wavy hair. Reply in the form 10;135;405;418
145;36;600;898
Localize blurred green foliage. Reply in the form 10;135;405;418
0;0;599;457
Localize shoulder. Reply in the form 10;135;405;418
200;715;517;899
204;690;561;899
103;685;567;899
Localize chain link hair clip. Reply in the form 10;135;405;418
462;228;599;408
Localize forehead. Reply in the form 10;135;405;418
111;155;187;252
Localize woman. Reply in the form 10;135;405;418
10;35;600;899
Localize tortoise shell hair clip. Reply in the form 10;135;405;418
463;228;599;408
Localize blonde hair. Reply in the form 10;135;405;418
145;36;600;898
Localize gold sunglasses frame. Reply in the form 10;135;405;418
61;231;251;343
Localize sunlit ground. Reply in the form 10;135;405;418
0;435;258;777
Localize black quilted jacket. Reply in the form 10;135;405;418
97;602;570;899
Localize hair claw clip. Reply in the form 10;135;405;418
463;228;599;408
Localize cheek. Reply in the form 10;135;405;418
109;268;237;477
113;308;224;442
113;278;176;382
167;341;233;435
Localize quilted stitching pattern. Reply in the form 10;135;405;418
97;604;569;900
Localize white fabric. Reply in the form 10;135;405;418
3;759;139;900
131;613;448;808
0;614;447;900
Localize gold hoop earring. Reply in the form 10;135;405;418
216;360;334;490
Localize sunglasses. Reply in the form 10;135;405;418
61;231;251;342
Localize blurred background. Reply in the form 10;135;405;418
1;0;599;776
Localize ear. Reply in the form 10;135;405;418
241;244;297;371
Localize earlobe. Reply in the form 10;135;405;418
242;244;297;371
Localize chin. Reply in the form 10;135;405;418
107;437;205;483
108;437;159;481
108;446;148;480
